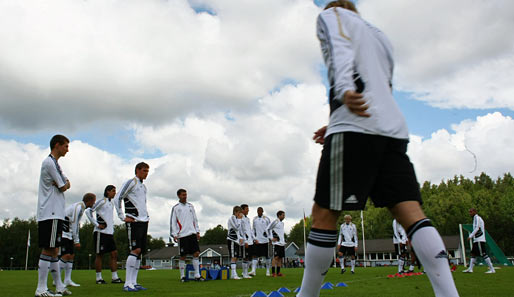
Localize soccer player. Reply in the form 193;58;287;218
170;189;203;282
35;134;72;297
227;206;244;280
114;162;150;292
250;207;272;276
297;2;459;296
85;185;123;284
240;204;254;279
393;219;408;274
59;193;96;287
337;215;358;274
267;211;286;277
463;208;495;274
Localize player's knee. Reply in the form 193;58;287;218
311;203;340;229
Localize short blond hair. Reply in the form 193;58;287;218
324;0;358;13
344;214;352;220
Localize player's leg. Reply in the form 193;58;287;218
131;222;147;290
338;251;345;274
480;243;495;273
350;252;356;273
93;231;105;284
464;245;477;273
123;222;140;291
61;252;78;286
110;249;122;282
297;203;340;297
390;201;459;297
228;240;240;279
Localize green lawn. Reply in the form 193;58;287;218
3;266;513;297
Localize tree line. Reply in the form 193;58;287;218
0;219;165;269
1;172;512;268
288;172;514;256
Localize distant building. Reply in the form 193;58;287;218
295;235;463;266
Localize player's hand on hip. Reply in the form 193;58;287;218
74;243;81;250
313;126;327;145
124;217;135;223
197;233;201;240
343;90;370;117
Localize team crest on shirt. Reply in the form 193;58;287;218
131;240;137;247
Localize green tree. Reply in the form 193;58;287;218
199;225;228;245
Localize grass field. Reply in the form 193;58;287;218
3;266;513;297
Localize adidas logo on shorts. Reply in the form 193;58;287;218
344;195;358;204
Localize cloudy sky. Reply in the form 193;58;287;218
1;0;513;241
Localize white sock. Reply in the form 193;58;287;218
179;260;186;278
409;221;459;297
50;258;65;291
193;257;200;278
251;259;258;272
242;262;248;276
485;257;495;271
266;258;271;273
64;261;73;283
37;255;52;292
409;265;415;271
96;272;103;281
398;259;404;273
351;259;355;271
339;258;345;269
124;254;137;287
112;271;119;280
231;263;238;277
132;259;140;285
59;259;66;276
297;229;337;297
469;258;476;271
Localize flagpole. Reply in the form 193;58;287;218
302;209;307;255
25;230;30;271
361;210;366;268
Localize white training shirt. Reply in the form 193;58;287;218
392;219;407;245
317;7;409;140
62;201;86;243
338;222;358;247
114;177;149;222
253;215;271;244
85;197;115;235
37;155;68;221
469;214;486;243
241;215;254;245
227;215;243;243
170;202;200;239
267;218;286;246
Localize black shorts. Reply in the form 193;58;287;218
272;245;285;258
228;240;243;259
94;232;117;254
338;246;356;257
395;243;408;256
471;242;488;258
126;222;148;253
178;234;200;256
253;243;270;258
242;244;253;259
38;219;63;248
60;238;74;255
314;132;422;211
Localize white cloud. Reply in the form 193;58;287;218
0;0;322;130
359;0;514;109
408;112;514;184
0;83;328;239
